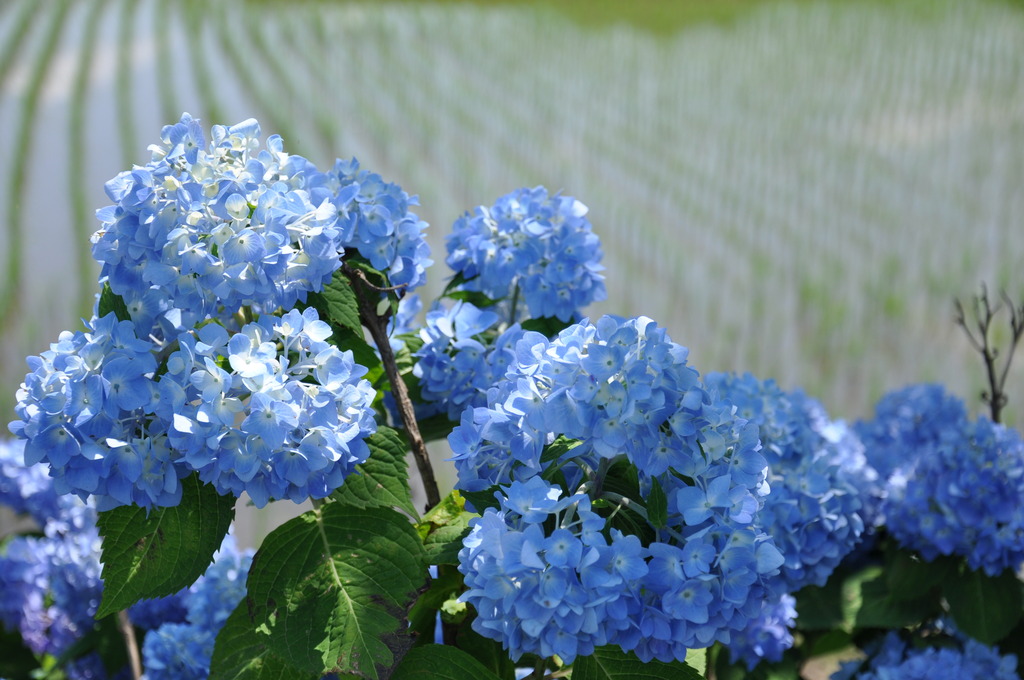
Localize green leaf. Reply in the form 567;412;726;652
572;645;703;680
597;461;655;545
331;426;418;518
853;571;939;628
98;283;131;322
45;613;131;677
449;620;519;680
1000;615;1024;660
460;485;502;515
334;325;384;376
96;473;235;618
796;565;903;632
711;644;745;680
392;644;503;680
245;504;427;678
944;565;1023;644
345;257;389;288
0;623;42;679
408;564;464;645
414;413;458;444
519;315;572;337
421;521;472;566
395;332;425;360
808;629;854;657
795;562;939;632
712;646;800;680
416;490;475;565
441;271;474;297
538;436;582;487
308;270;362;335
303;271;383;380
684;647;707;676
794;570;847;631
445;289;502;309
209;600;319;680
646;477;668;529
540;435;582;466
884;547;951;601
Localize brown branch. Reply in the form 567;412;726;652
345;265;441;510
118;610;143;680
955;285;1024;423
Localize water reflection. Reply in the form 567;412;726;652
2;0;1023;424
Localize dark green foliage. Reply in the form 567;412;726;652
96;474;235;618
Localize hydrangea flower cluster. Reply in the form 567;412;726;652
91;113;430;337
882;415;1024;576
0;510;103;667
0;438;67;530
10;114;436;510
0;442;111;678
831;629;1019;680
856;384;1024;575
459;477;643;663
163;307;377;506
11;313;188;508
445;187;606;322
413;301;524;421
705;373;866;592
853;383;969;495
453;316;785;663
10;306;376;509
726;594;797;670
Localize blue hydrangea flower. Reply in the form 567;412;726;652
10;305;377;509
832;629;1019;680
856;384;1024;576
387;292;423;353
853;383;969;501
705;373;867;591
413;301;524;421
726;594;796;670
141;536;253;680
445;187;606;322
453;316;785;663
0;448;103;663
162;307;378;507
142;624;213;679
0;437;67;529
128;592;189;631
91;114;431;339
9;312;186;508
459;478;634;664
883;416;1024;576
325;157;432;292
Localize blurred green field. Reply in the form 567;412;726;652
2;0;1022;431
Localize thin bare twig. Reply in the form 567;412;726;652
954;285;1024;423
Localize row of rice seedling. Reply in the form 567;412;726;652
0;0;1021;428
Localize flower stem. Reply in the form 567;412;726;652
509;282;521;326
118;610;143;680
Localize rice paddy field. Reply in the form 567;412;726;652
1;0;1022;467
